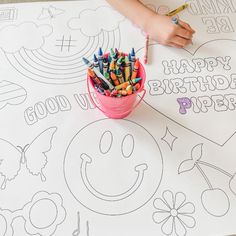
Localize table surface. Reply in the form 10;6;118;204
0;0;236;236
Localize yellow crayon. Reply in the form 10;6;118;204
126;85;133;95
166;3;189;16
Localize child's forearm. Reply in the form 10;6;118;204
106;0;195;48
106;0;155;32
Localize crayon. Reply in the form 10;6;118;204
83;57;114;90
93;54;99;70
109;60;116;73
116;56;124;70
124;56;131;81
115;77;142;90
115;48;119;56
108;53;112;63
98;47;103;73
171;16;184;29
111;89;118;96
110;71;120;86
133;82;141;91
131;48;136;71
131;59;140;80
143;4;189;64
103;58;109;75
144;35;149;64
103;71;110;82
126;85;133;95
116;69;124;84
166;3;189;16
87;68;104;88
94;84;105;95
118;89;127;96
110;48;118;62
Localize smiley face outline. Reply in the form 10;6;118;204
64;118;163;216
80;152;148;201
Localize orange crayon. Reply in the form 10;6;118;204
110;72;120;86
131;59;140;80
87;68;102;86
133;83;141;91
109;60;116;73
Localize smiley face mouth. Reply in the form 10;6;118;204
80;153;148;201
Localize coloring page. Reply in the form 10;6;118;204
0;0;236;235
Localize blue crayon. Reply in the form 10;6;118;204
131;48;136;71
93;54;99;70
98;47;103;73
82;57;114;90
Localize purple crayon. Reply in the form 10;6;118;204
83;57;114;90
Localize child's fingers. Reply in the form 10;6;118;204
167;42;183;48
176;27;193;40
171;35;192;47
178;20;195;33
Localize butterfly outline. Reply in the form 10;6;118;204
0;127;57;189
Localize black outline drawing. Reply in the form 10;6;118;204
80;153;148;201
38;5;65;20
152;190;196;236
178;143;232;217
161;127;178;151
1;5;122;85
4;30;121;85
0;7;17;22
24;95;72;125
55;35;77;52
72;211;90;236
0;21;53;54
0;191;66;236
72;211;81;236
0;80;27;110
64;118;163;216
67;6;125;37
136;39;236;146
0;127;57;189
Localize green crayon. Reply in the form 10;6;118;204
116;68;124;84
124;56;131;82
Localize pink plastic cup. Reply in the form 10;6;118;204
87;55;146;119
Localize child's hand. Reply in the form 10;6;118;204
146;14;195;48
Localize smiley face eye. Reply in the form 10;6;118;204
99;130;113;154
121;134;134;158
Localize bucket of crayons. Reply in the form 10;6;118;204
84;48;146;119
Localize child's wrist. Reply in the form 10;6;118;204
143;13;159;35
137;9;156;33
